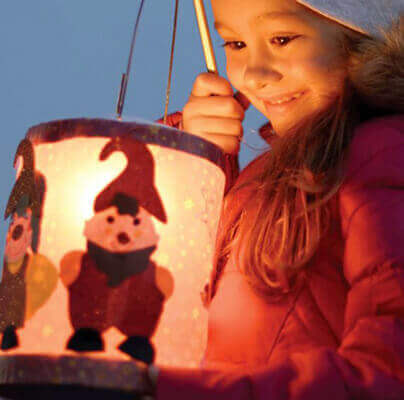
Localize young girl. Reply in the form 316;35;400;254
151;0;404;398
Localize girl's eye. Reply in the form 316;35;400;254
270;35;298;46
221;36;299;50
133;218;141;226
220;41;246;51
107;216;115;224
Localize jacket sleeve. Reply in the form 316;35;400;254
155;111;240;196
155;118;404;400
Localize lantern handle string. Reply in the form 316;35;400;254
163;0;180;125
116;0;146;120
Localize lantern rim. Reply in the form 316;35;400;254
25;118;228;172
0;353;151;394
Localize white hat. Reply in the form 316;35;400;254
297;0;404;38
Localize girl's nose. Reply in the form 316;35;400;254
243;55;283;91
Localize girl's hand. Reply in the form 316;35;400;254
182;72;250;155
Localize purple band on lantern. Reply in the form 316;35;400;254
26;118;227;173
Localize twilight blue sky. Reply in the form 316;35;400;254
0;0;269;254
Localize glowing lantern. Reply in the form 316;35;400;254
0;0;229;395
0;118;226;396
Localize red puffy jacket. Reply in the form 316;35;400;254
153;20;404;397
155;111;404;400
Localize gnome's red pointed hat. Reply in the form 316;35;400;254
94;136;167;223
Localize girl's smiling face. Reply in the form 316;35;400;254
212;0;349;136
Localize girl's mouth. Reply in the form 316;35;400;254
262;91;307;114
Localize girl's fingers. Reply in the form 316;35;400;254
185;116;243;154
184;95;245;120
191;72;234;97
186;116;243;137
182;73;248;154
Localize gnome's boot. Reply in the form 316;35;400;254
1;325;19;350
66;328;104;352
118;335;155;364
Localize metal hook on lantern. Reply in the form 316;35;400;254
116;0;181;122
116;0;146;120
115;0;249;131
116;0;218;121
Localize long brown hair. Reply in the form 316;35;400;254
204;27;380;305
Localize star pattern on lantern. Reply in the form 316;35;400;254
200;184;220;242
42;324;54;337
192;308;200;320
149;125;160;135
184;198;195;209
158;253;170;265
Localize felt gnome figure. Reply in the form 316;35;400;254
1;139;57;351
60;137;174;364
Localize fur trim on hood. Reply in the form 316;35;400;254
348;15;404;113
259;15;404;142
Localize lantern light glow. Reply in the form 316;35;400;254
0;0;228;396
0;120;227;396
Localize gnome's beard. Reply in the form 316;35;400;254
87;241;156;287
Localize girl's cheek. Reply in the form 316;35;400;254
305;38;346;73
308;56;347;93
226;59;244;91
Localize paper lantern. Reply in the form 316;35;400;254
0;118;226;397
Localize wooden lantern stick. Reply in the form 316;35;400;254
192;1;250;114
193;0;218;74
